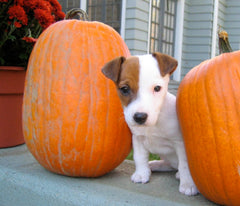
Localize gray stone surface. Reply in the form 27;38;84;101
0;145;218;206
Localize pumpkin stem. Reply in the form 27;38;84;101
65;8;89;21
218;30;233;54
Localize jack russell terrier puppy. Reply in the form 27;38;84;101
101;52;198;196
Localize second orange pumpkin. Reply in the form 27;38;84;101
176;50;240;206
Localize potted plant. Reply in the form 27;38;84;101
0;0;65;148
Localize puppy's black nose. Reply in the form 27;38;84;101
133;112;148;125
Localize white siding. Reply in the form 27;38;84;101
215;0;227;56
181;0;214;79
218;0;226;28
225;0;240;51
124;0;150;55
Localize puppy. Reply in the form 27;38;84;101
101;52;198;196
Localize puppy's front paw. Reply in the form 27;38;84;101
179;182;199;196
131;169;151;184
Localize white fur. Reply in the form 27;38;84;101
124;55;198;196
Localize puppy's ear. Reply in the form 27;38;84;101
101;56;126;83
152;52;178;76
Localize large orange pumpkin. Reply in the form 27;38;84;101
176;50;240;205
22;18;132;177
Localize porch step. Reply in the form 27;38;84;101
0;145;217;206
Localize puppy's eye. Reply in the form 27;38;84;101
119;86;130;96
154;85;161;92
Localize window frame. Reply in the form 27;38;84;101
149;0;177;56
87;0;122;33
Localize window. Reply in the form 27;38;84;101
150;0;177;56
87;0;122;33
58;0;80;13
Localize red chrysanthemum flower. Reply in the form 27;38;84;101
14;21;22;28
22;36;38;43
54;10;65;21
48;0;62;12
8;5;28;25
34;8;54;29
0;0;65;67
14;0;24;6
38;1;52;14
23;0;39;11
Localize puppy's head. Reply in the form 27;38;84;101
102;52;178;127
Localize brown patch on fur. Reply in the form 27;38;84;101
101;56;126;83
102;56;140;107
152;52;178;76
117;56;140;107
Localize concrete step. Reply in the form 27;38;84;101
0;145;218;206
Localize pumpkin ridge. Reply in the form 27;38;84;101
223;54;240;203
87;23;102;176
93;27;120;175
24;43;39;161
45;35;54;171
190;63;220;197
190;65;207;188
93;84;109;176
213;56;234;204
80;22;107;176
34;24;61;172
228;56;240;120
57;22;79;175
57;49;68;175
75;23;90;176
185;69;195;155
76;23;92;176
43;25;60;172
70;21;89;175
72;21;93;176
72;70;88;175
195;64;211;193
36;30;54;171
93;24;118;176
201;60;228;202
52;22;74;174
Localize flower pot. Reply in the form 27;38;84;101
0;66;26;148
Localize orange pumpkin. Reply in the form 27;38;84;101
176;50;240;205
22;18;132;177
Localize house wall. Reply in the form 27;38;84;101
181;0;214;79
124;0;150;55
216;0;226;56
225;0;240;51
59;0;240;81
58;0;81;12
218;0;226;29
180;0;240;80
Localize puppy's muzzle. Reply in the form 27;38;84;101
133;112;148;125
